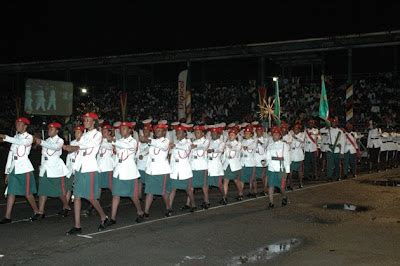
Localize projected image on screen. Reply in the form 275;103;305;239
25;79;73;116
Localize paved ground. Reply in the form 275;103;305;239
0;165;399;265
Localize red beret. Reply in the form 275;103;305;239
255;125;264;132
16;117;30;125
243;126;254;133
74;126;85;132
271;126;282;135
102;124;112;130
193;125;206;131
143;124;153;131
280;121;288;129
175;125;187;131
82;112;99;120
154;124;168;130
120;121;134;128
48;122;61;129
308;119;316;125
228;128;239;135
294;123;302;129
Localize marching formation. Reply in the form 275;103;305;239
0;114;399;235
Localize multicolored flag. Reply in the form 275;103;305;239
319;75;329;121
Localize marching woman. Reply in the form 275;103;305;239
253;125;268;196
265;126;291;209
169;125;196;212
65;126;84;205
64;112;109;235
207;126;225;198
140;123;172;217
35;122;71;218
136;122;152;199
97;124;115;192
289;123;305;189
221;127;242;205
240;126;257;198
107;122;144;225
190;125;210;209
0;118;40;224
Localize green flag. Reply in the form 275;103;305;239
319;75;329;120
274;78;281;126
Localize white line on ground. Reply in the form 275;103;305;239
78;178;352;238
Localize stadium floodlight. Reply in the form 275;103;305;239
272;77;278;81
81;87;87;94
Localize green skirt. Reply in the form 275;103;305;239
73;171;101;200
267;171;285;189
145;174;169;196
290;161;303;172
224;166;241;180
99;171;113;189
112;178;140;199
208;175;223;188
240;166;256;183
192;170;208;188
65;176;73;191
7;170;37;196
38;173;69;197
255;167;267;180
139;170;147;184
170;178;192;191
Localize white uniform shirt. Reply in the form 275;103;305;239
326;127;345;154
290;132;305;162
145;137;171;175
73;129;102;173
304;128;319;152
170;138;193;180
113;135;140;180
344;131;359;154
66;139;79;177
4;132;34;175
207;138;225;176
266;140;291;173
254;136;267;167
136;141;150;171
223;139;242;171
319;127;330;152
97;138;115;172
367;128;382;148
240;138;257;167
39;135;70;178
190;137;209;171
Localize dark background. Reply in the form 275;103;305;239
1;1;400;64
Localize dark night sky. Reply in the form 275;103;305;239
1;0;400;63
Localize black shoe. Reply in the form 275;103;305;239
58;208;71;217
219;197;228;205
190;207;197;213
66;227;82;235
336;178;342;181
180;205;191;211
0;217;11;224
286;186;293;191
267;203;274;209
165;209;173;217
298;184;304;189
200;202;210;209
259;192;267;197
245;192;253;198
98;217;109;231
135;214;144;223
30;213;45;222
236;195;243;201
106;219;116;227
144;212;150;218
281;197;288;207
